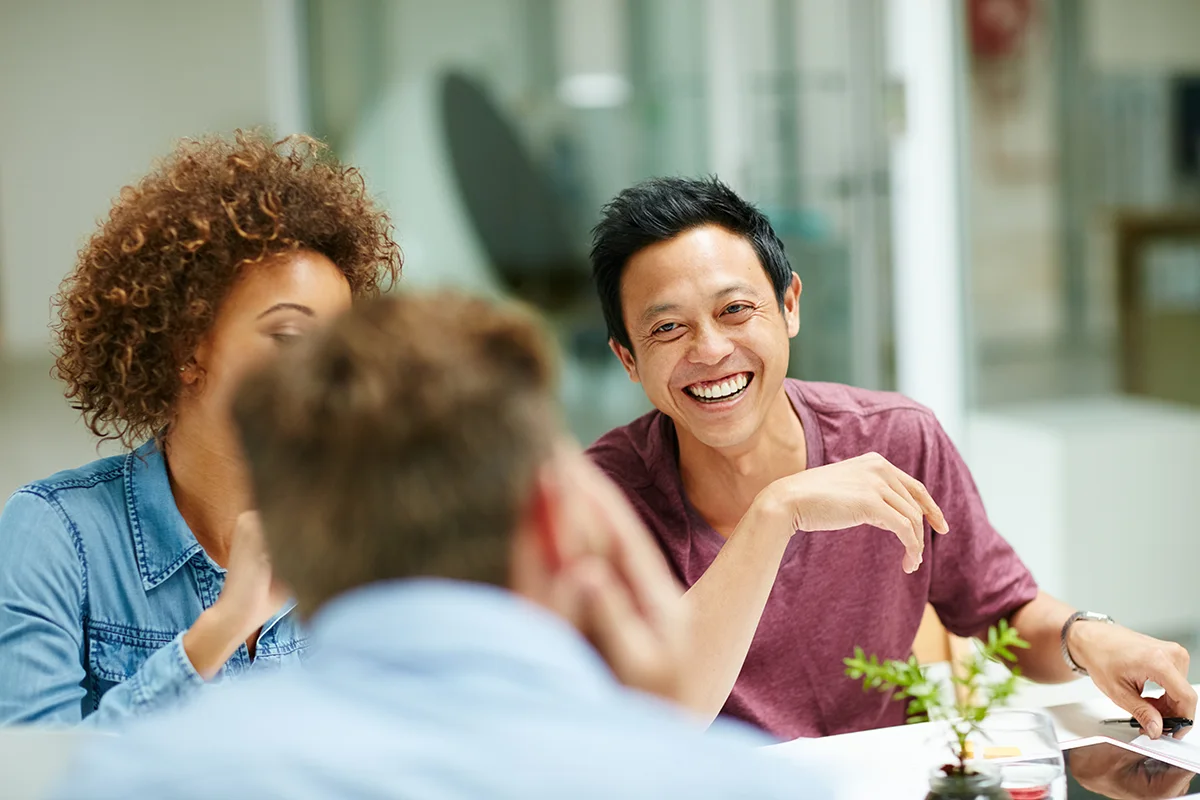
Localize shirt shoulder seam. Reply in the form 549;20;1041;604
11;487;90;625
22;463;125;494
803;399;937;423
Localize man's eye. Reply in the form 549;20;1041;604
724;304;750;315
653;322;678;335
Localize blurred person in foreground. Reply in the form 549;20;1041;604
0;132;400;725
53;292;825;799
587;176;1195;741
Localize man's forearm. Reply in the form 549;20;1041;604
679;503;792;723
1009;591;1077;684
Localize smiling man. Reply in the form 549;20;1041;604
586;176;1195;741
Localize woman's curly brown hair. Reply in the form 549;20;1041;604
53;130;402;449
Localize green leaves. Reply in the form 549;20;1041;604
985;618;1031;665
843;622;1031;769
843;650;931;724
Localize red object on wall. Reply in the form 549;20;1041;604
968;0;1033;60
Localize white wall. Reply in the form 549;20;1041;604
967;11;1061;349
1086;0;1200;73
969;398;1200;636
0;0;273;356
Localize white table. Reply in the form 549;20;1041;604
0;728;98;799
766;681;1200;799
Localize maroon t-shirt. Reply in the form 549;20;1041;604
587;379;1038;741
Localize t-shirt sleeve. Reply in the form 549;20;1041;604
921;419;1039;639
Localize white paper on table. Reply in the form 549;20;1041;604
765;721;951;800
1124;733;1200;773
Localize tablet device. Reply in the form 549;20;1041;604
1061;738;1200;799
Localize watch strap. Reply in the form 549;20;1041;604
1061;610;1115;676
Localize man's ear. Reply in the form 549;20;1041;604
526;465;567;574
609;338;640;383
783;272;802;338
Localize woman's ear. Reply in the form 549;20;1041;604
179;361;199;386
179;338;210;388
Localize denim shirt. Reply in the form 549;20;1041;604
0;441;304;726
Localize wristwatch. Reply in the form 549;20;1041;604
1061;611;1115;676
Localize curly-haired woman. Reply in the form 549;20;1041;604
0;131;401;725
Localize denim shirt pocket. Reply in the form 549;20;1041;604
86;621;179;704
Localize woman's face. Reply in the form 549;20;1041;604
180;249;353;434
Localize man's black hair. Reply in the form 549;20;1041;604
589;176;792;351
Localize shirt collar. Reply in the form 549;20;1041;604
126;439;204;590
784;379;826;469
308;579;618;697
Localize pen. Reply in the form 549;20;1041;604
1101;717;1193;733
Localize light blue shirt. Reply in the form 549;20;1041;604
0;441;303;726
53;580;826;799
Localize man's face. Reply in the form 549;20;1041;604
612;225;800;451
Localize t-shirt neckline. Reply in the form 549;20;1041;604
662;379;826;547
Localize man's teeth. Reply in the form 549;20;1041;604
688;373;749;400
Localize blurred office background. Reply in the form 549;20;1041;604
1;0;1198;661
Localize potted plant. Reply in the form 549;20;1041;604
844;619;1031;800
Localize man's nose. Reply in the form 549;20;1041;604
688;323;735;366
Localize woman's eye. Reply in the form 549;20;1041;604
653;322;678;335
270;332;301;346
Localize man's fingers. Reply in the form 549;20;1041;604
871;490;922;573
1123;695;1166;739
1147;695;1195;740
1148;656;1199;719
1121;675;1195;740
567;456;683;624
888;479;930;552
552;450;686;642
880;486;923;560
600;514;683;640
893;470;949;534
575;559;658;683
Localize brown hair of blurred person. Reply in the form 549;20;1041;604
232;292;558;616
